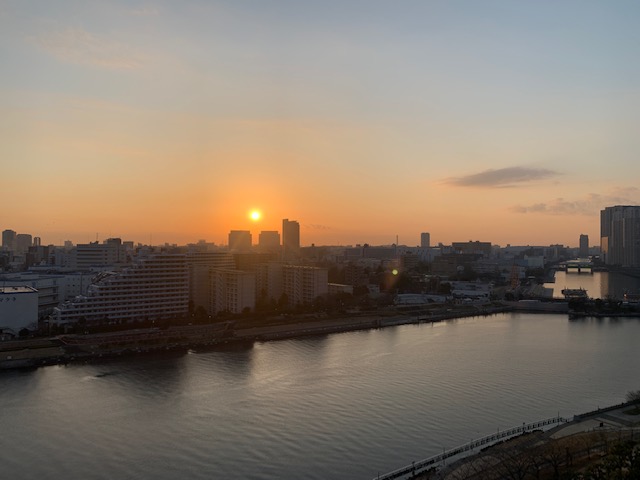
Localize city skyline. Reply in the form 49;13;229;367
2;1;640;247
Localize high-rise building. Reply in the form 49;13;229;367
15;234;33;254
2;229;16;251
282;219;300;258
600;205;640;267
258;231;281;253
228;230;252;252
420;232;430;249
33;237;41;247
579;234;589;258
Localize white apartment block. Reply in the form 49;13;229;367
52;253;188;324
255;262;284;302
283;265;328;305
210;269;255;315
187;251;236;313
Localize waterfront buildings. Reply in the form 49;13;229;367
600;205;640;267
187;251;235;315
210;269;256;314
283;265;328;305
52;253;189;324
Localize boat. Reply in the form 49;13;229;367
561;288;588;299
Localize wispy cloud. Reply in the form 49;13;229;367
511;188;640;215
446;166;560;188
304;224;332;230
33;28;145;69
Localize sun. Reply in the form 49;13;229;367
250;210;261;221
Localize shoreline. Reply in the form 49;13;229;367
0;305;511;370
2;303;640;371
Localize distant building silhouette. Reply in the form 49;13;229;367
282;219;300;259
228;230;252;252
15;234;33;254
420;232;430;249
258;231;281;253
601;205;640;266
579;234;589;258
452;241;492;257
2;229;16;251
75;238;127;270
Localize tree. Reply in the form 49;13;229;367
626;389;640;413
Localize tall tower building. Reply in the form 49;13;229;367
2;229;16;251
420;232;430;249
579;234;589;258
600;205;640;266
282;219;300;259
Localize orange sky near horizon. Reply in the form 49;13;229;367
2;2;639;249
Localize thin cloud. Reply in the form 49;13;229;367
33;28;145;69
512;189;640;215
446;166;560;188
304;224;332;230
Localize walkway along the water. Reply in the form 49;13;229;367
373;416;566;480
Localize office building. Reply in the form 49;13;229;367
579;234;589;258
75;238;127;270
282;219;300;258
15;234;33;254
2;229;16;251
228;230;252;252
420;232;430;249
601;205;640;267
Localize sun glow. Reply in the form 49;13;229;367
250;210;261;221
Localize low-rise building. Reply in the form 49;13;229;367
0;286;38;333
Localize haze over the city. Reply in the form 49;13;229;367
2;1;639;247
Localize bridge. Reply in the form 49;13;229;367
373;416;566;480
562;260;593;274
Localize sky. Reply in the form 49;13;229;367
2;1;640;248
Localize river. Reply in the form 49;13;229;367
545;269;640;300
2;312;639;479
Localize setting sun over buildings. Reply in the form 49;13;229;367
2;2;640;247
